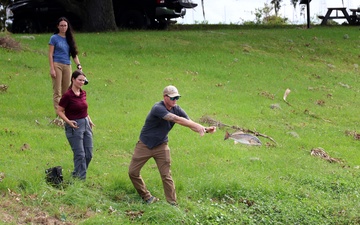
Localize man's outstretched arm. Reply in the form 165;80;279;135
164;113;216;136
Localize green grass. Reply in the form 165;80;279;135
1;25;360;224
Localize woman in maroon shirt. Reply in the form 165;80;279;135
56;70;94;180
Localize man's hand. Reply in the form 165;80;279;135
195;124;205;136
205;126;216;134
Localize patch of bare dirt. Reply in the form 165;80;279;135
0;191;74;225
0;36;22;51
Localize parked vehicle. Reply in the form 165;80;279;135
6;0;197;33
113;0;197;29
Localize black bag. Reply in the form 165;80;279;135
45;166;63;186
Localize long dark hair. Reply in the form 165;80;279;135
54;17;79;59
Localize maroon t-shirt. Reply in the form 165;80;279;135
59;89;88;120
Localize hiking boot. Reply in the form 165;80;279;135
168;201;178;206
145;196;159;204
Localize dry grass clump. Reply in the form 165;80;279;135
345;130;360;140
0;84;8;92
310;147;343;163
0;36;21;51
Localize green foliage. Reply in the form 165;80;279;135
254;2;289;25
263;15;289;25
255;3;274;24
0;0;11;31
1;26;360;224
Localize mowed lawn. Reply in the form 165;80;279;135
1;25;360;224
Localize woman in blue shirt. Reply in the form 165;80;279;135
48;17;82;115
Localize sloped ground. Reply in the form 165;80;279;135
0;192;73;225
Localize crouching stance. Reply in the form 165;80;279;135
128;85;216;205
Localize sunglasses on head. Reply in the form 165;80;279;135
167;95;180;101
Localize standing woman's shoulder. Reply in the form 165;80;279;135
49;34;60;44
49;34;55;41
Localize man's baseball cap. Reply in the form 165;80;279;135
163;85;181;98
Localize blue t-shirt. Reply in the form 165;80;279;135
49;34;71;65
140;101;189;149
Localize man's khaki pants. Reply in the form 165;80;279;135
128;141;176;203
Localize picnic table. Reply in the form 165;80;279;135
319;7;353;25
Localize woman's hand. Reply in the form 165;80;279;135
89;121;95;129
68;120;79;128
50;68;56;78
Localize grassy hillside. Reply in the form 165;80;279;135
1;25;360;224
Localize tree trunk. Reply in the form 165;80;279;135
82;0;117;32
53;0;117;32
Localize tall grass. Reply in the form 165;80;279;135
1;25;360;224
